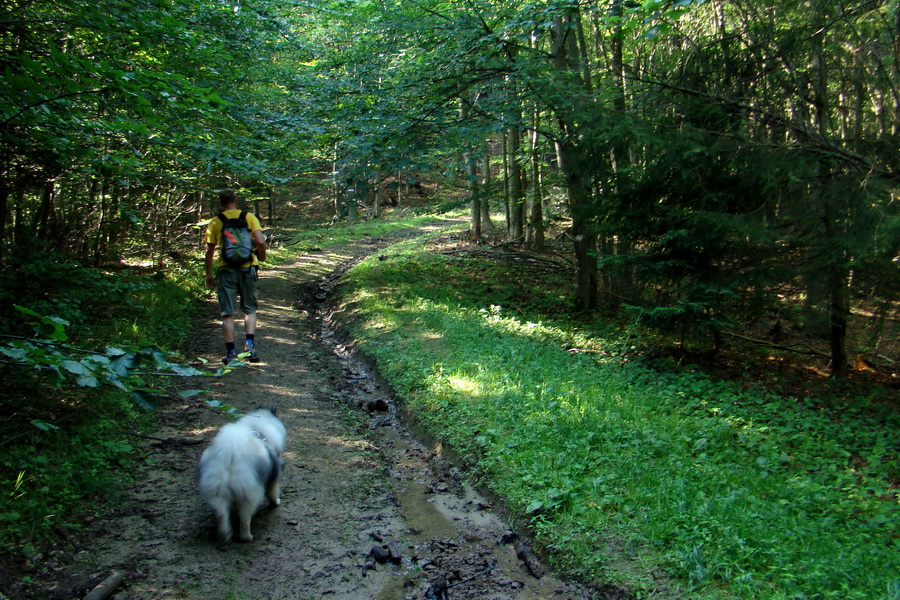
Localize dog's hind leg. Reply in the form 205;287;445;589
236;501;255;542
266;478;281;507
209;499;233;544
265;452;285;507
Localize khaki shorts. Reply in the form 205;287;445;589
216;266;258;316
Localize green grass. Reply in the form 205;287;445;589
277;211;465;253
0;385;150;550
336;233;900;600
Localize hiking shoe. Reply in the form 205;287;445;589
244;340;260;363
222;350;238;365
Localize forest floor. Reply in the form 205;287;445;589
15;221;591;600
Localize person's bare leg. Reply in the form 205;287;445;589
244;312;257;337
222;315;235;344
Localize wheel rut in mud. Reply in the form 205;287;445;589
16;223;592;600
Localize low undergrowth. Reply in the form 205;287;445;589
0;258;210;554
336;233;900;600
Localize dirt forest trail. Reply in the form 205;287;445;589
23;223;590;600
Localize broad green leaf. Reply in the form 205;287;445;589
75;373;100;388
168;364;205;377
31;419;59;432
61;360;90;376
131;390;157;410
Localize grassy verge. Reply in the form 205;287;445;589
336;232;899;600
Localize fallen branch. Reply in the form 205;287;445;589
439;247;573;275
118;431;205;447
424;566;496;599
514;541;545;578
449;565;495;588
83;571;124;600
723;331;830;359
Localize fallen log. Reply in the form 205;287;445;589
424;577;450;600
82;571;124;600
514;541;545;578
369;545;390;564
386;540;403;565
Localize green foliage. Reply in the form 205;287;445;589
0;272;236;549
339;235;900;599
0;390;145;547
1;305;217;405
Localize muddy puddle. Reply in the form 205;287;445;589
319;301;588;600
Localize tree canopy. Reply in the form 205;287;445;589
2;0;897;371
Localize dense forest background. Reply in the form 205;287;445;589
2;0;898;376
1;1;899;598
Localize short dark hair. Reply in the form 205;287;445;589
219;189;237;206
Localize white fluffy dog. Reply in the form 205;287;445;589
198;407;287;543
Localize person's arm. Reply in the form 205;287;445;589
205;243;217;290
252;230;267;262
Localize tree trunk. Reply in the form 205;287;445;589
35;182;55;243
91;178;111;265
527;114;544;248
467;152;481;238
479;150;494;234
0;185;8;265
507;125;525;241
460;98;481;238
829;270;850;377
557;138;598;310
373;171;383;219
552;13;598;310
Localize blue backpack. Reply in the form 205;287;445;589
217;211;254;266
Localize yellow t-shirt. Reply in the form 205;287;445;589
205;209;263;268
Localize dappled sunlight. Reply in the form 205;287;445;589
445;374;482;396
187;425;218;437
320;435;378;452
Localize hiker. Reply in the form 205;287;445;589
204;189;267;364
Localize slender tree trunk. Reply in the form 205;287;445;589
480;150;494;234
14;186;25;247
810;6;847;377
467;152;481;238
332;155;341;217
557;137;598;310
552;13;598;310
373;171;383;219
829;269;850;377
0;185;8;265
502;135;510;233
89;179;104;265
527;112;544;248
507;125;525;241
35;182;55;242
607;0;633;306
460;98;482;238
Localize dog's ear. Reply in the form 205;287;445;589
270;406;277;416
